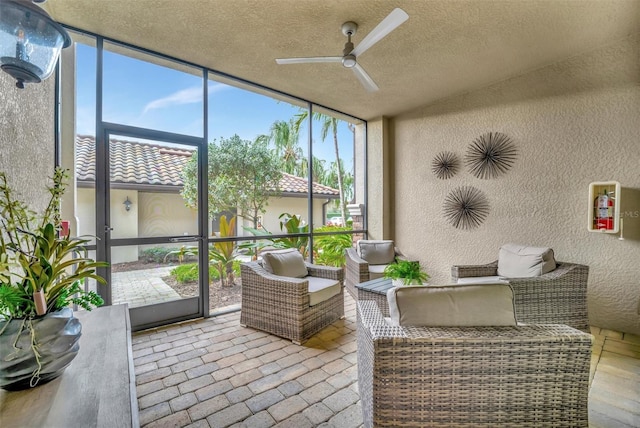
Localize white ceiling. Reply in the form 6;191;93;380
45;0;640;121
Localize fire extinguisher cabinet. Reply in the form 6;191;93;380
588;181;621;233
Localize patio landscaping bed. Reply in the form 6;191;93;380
111;260;242;311
162;275;242;310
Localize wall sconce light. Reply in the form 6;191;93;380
0;0;71;88
123;196;132;212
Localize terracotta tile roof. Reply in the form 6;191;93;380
279;172;340;196
75;136;339;197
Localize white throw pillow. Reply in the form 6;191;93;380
497;243;556;278
356;240;395;265
387;283;517;327
261;249;308;278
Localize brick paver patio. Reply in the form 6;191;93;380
112;266;180;308
133;292;640;428
133;293;361;428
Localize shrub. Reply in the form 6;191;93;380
170;263;200;283
170;260;242;284
141;246;197;263
313;227;353;267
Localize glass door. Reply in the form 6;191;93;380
97;128;208;330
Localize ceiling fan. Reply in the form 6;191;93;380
275;8;409;92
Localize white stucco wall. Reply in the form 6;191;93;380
366;118;392;240
138;191;198;237
389;34;640;335
77;187;139;263
238;196;332;235
0;71;55;211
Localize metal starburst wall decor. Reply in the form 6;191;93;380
431;151;459;180
465;132;517;179
443;186;490;229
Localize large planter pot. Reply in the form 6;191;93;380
0;307;82;391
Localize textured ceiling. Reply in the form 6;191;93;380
45;0;640;120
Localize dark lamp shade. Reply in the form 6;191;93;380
0;0;71;88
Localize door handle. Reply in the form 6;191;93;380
105;226;114;233
169;236;198;242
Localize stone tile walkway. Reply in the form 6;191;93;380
112;266;181;308
133;294;361;428
132;292;640;428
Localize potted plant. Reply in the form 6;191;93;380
0;168;107;390
384;259;429;286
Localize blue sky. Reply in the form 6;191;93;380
75;43;356;173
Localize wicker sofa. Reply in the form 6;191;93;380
357;300;592;427
240;260;344;344
451;260;589;332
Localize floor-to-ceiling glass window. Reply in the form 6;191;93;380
309;106;366;268
60;28;367;329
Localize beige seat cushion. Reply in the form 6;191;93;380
387;283;517;327
357;240;395;265
368;264;389;280
306;277;341;306
497;243;556;278
261;249;308;278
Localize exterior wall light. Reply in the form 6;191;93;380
123;196;132;212
0;0;71;88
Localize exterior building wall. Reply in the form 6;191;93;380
77;187;139;263
366;118;392;240
389;33;640;335
0;71;55;212
239;196;332;235
138;192;198;237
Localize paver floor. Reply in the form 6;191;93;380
132;292;640;428
112;266;180;308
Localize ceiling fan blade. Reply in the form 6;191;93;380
276;57;342;65
351;8;409;57
352;63;379;92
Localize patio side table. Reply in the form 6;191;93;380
356;277;394;317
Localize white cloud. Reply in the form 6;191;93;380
142;83;228;114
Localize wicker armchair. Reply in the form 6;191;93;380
451;261;589;332
240;261;344;344
357;300;592;428
345;243;407;299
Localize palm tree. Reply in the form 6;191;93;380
294;111;349;225
256;119;303;175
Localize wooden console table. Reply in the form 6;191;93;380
0;304;139;428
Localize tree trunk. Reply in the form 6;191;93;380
332;126;348;225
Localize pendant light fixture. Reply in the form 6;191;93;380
0;0;71;88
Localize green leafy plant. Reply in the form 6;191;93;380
210;215;238;287
165;216;239;286
141;247;188;263
383;259;429;285
170;261;240;284
0;169;107;319
240;212;310;258
312;226;353;267
0;169;108;388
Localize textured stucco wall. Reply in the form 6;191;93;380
367;118;393;240
391;34;640;335
0;71;55;212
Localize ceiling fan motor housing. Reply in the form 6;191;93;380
341;22;358;68
342;41;356;68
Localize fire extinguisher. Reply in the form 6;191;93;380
594;190;614;230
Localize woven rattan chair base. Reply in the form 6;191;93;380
240;261;345;344
357;300;592;428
